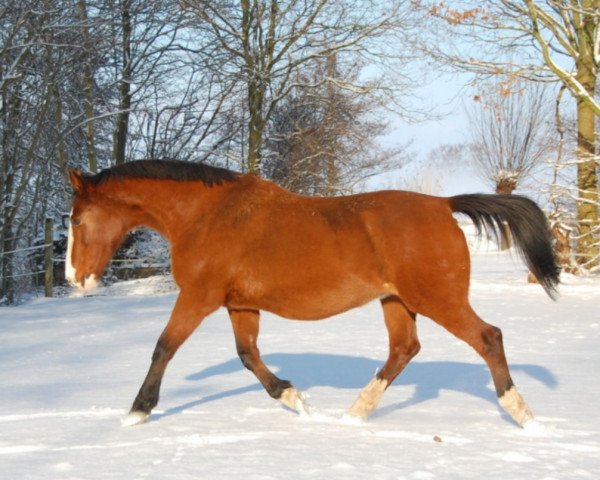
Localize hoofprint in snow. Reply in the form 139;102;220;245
1;251;600;479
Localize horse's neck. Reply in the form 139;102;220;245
101;178;228;242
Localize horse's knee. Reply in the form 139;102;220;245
379;338;420;383
481;325;504;356
391;338;420;362
408;338;421;358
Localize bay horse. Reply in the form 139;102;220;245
66;159;559;428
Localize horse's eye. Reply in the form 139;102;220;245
72;217;82;227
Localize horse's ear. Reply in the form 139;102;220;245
69;169;87;194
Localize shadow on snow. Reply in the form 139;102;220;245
154;353;557;424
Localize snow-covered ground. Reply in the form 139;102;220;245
1;244;599;479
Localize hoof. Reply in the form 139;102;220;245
498;386;534;427
279;387;305;411
279;388;322;418
280;387;318;415
347;377;388;420
121;410;149;427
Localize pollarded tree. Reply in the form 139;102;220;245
468;79;553;195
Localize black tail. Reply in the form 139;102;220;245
450;194;560;299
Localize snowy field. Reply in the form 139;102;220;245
1;246;599;479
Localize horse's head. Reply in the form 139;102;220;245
66;170;129;290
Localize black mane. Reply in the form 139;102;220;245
86;159;239;186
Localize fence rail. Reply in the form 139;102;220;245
0;243;51;257
4;270;47;280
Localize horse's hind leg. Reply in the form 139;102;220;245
348;297;420;420
228;308;307;412
432;304;534;427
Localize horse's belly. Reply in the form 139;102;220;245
227;273;392;320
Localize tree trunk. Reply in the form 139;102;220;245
552;223;577;275
113;0;132;165
574;24;599;268
0;221;16;305
44;218;53;298
247;116;264;174
575;100;598;266
1;87;20;304
76;0;98;173
495;178;517;196
246;79;265;174
51;82;70;187
325;54;340;196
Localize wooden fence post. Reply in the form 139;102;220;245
44;218;53;297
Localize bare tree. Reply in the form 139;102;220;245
468;79;553;195
1;1;61;302
0;0;239;302
263;55;400;195
109;0;195;164
418;0;600;267
66;0;237;168
181;0;415;174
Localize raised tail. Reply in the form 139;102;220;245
450;194;560;299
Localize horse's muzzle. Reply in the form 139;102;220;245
67;274;100;291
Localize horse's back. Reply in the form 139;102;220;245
215;183;470;319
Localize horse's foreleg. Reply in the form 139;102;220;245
228;308;308;413
347;297;420;421
433;305;534;427
123;291;219;426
